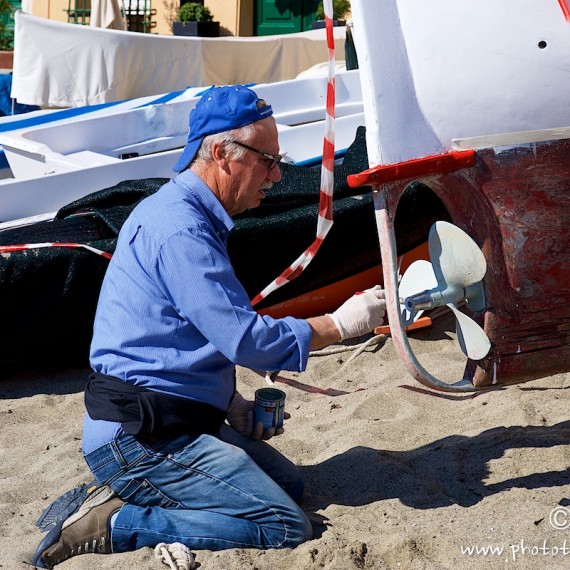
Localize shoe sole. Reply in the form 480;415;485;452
36;481;99;533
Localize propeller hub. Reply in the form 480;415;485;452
404;284;465;313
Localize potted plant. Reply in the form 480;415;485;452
311;0;351;29
172;2;219;37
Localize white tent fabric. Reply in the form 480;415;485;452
90;0;126;30
11;11;347;108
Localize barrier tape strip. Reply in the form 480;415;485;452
559;0;570;20
250;0;336;306
0;242;112;259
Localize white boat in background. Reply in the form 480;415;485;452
0;70;364;225
0;86;208;180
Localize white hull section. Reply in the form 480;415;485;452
350;0;570;165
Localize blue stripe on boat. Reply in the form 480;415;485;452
0;86;206;132
0;101;125;132
133;90;187;107
295;148;348;168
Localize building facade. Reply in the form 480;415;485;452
15;1;325;38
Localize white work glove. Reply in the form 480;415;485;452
226;392;286;441
328;285;387;340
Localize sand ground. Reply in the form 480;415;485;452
2;312;570;569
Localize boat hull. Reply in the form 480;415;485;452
466;138;570;386
352;133;570;387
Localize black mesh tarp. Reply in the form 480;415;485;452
0;127;449;366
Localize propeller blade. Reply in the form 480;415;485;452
399;260;437;323
447;303;491;360
429;221;486;287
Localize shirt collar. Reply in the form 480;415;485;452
178;169;234;240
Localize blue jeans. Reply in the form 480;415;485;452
84;425;313;552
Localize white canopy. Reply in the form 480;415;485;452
11;11;346;108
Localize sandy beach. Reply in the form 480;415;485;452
2;311;570;570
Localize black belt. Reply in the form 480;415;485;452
85;372;226;439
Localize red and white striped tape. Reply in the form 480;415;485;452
0;242;112;259
559;0;570;20
251;0;336;307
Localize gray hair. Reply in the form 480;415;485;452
194;123;257;164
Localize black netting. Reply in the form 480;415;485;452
0;179;165;367
0;127;449;366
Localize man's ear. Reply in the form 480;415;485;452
212;142;235;176
211;142;229;166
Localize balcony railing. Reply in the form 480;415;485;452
65;0;156;33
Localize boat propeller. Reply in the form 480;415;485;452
399;221;491;361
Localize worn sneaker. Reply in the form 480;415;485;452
32;485;124;569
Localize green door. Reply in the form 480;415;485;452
256;0;319;36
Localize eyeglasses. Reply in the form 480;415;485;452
230;140;283;171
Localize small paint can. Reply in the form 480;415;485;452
254;387;286;430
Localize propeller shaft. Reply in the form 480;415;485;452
404;285;465;313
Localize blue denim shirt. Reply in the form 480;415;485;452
83;170;311;454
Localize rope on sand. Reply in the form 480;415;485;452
307;306;453;383
154;542;196;570
309;334;387;357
